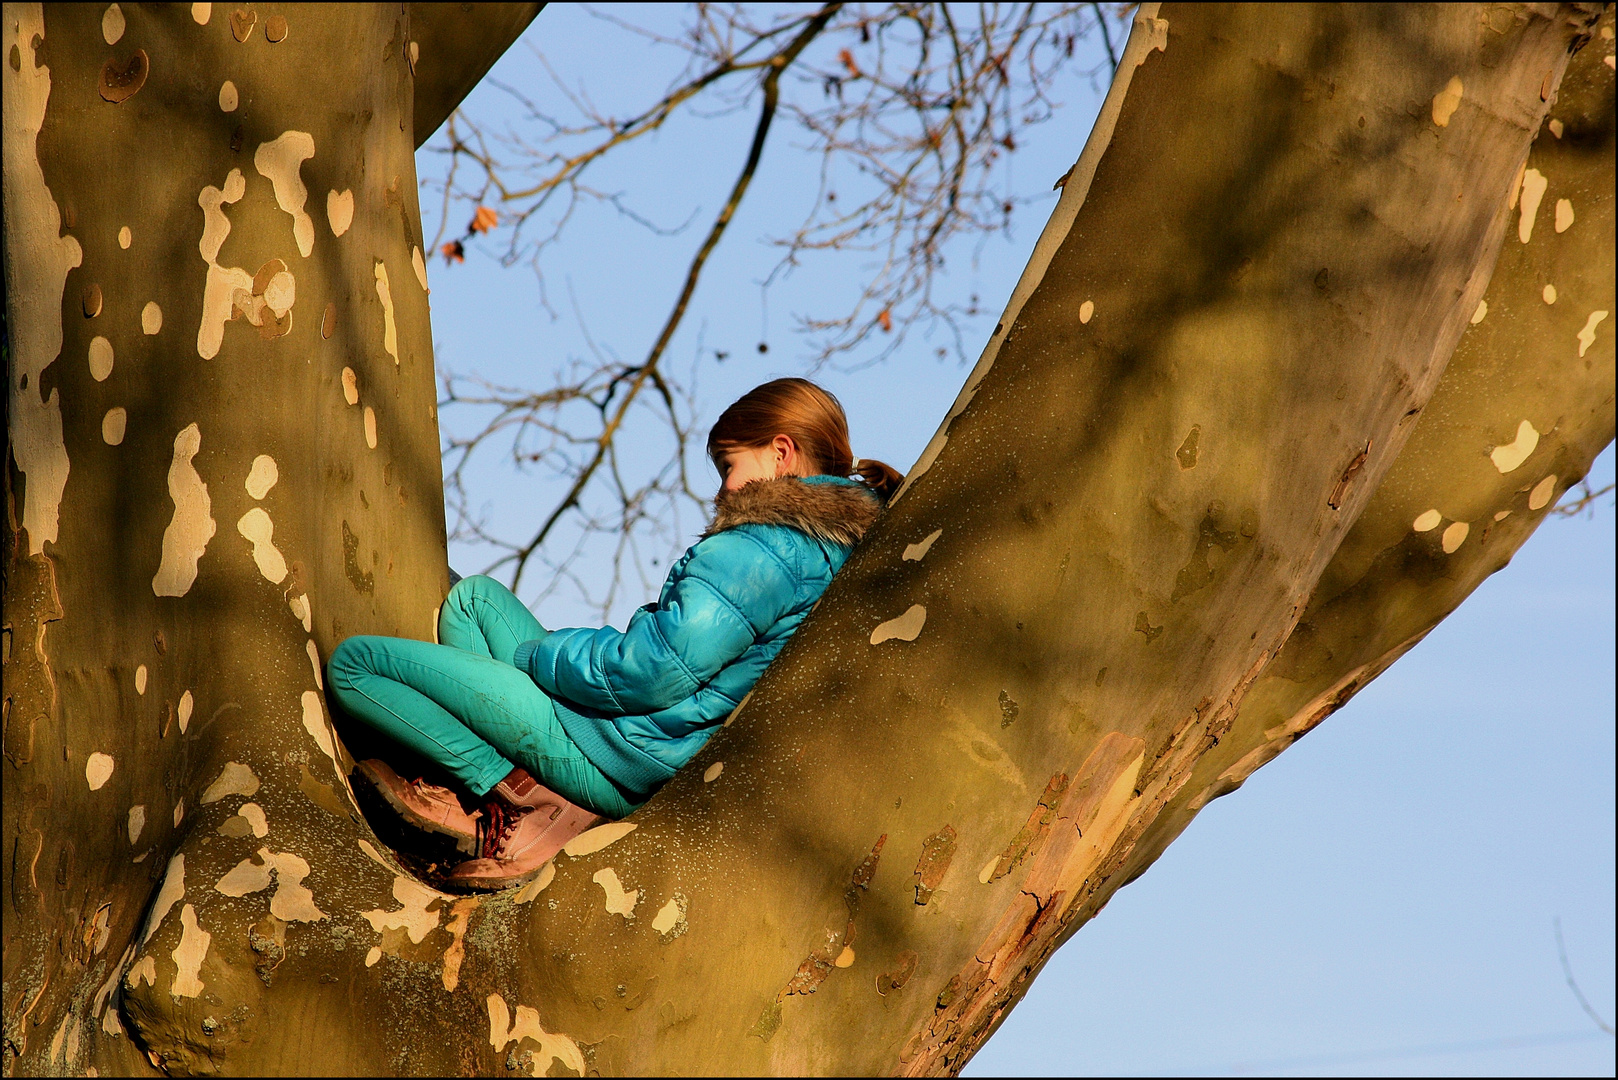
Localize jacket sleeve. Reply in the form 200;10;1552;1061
520;530;798;714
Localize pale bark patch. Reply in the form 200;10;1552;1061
1431;75;1464;126
1490;418;1539;473
1412;508;1442;532
1079;299;1095;323
1576;310;1608;357
201;761;259;803
190;3;211;25
374;260;398;362
871;604;926;644
195;168;252;359
170;903;211;997
412;245;428;291
327;189;354;236
127;804;146;844
4;5;81;553
245;454;278;499
1543;283;1558;304
177;689;193;732
100;407;126;446
1554;197;1574;233
141;300;162;334
514;861;556;903
141;855;185;945
902;528;943;561
118;225;131;248
102;4;125;45
1441;520;1470;553
237;507;288;583
1517;167;1548;242
486;993;586;1076
86;751;115;790
253;131;316;257
593;868;639;917
218;79;237;112
135;664;148;694
362;874;449;944
363;405;377;448
88;335;113;380
1471;298;1488;324
1528;474;1557;510
562;820;636;857
306;639;323;689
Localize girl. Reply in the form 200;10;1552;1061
328;378;901;890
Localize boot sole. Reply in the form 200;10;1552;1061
357;761;478;854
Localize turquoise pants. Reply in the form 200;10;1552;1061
328;575;637;818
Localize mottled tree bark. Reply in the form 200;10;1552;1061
2;4;1609;1079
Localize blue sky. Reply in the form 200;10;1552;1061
415;7;1615;1074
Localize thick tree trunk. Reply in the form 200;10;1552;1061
3;4;1609;1079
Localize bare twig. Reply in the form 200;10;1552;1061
1555;917;1615;1036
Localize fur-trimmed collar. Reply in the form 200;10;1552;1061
705;476;880;546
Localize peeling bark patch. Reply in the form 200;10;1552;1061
341;521;375;593
289;592;312;631
5;5;82;554
83;282;104;317
1518;168;1548;242
651;893;689;940
563;821;636;857
1176;425;1200;469
1491;419;1539;473
486;993;586;1076
1133;611;1163;642
213;847;325;920
298;763;346;817
341;366;359;404
170;904;210;997
987;773;1071;883
178;690;193;732
1471;299;1488;324
98;49;148;103
196;167;251;359
1577;310;1608;357
218;80;237;112
253;131;316;257
362;875;447;945
86;752;115;790
702;761;723;782
749;1000;783;1041
102;4;126;45
302;691;340;766
871;604;926;644
514;862;556;903
263;14;287;43
1554;198;1574;233
237;507;288;583
903;528;943;561
245;454;278;498
218;801;268;838
1440;521;1470;553
877;951;919;996
412;245;428;291
374;261;398;362
307;639;324;689
152;420;218;595
913;826;957;905
127;805;146;844
126;955;157;990
201;761;259;803
592;868;638;918
142;855;185;945
364;406;377;449
1431;76;1463;126
89;336;113;380
327;189;353;237
1529;475;1558;511
229;8;255;41
1412;509;1442;532
441;897;478;991
192;3;211;25
322;301;337;339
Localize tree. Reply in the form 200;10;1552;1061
3;4;1611;1078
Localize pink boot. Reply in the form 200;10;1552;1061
357;759;480;853
446;769;601;891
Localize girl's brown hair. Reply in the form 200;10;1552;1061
707;377;905;501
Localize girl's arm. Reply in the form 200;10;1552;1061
517;530;797;714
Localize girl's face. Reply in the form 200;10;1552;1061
716;435;806;492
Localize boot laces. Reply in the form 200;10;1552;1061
478;800;531;860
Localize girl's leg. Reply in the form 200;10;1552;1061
437;575;545;666
328;635;635;817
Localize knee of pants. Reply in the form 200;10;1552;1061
327;635;381;690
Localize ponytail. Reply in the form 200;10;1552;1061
708;378;904;501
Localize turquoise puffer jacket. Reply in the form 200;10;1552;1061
513;475;880;797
